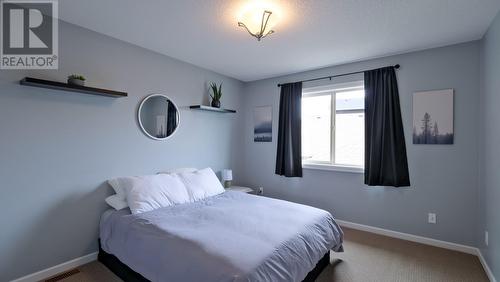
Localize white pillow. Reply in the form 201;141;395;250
108;178;131;201
109;174;190;214
105;194;129;210
177;168;225;202
158;168;198;174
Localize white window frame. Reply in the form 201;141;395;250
302;81;365;173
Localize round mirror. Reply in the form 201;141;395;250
138;94;180;140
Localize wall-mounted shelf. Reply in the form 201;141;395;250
189;105;236;113
20;77;128;98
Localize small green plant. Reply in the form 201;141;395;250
209;82;222;101
68;74;86;81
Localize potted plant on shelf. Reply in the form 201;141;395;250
209;82;222;108
67;74;86;86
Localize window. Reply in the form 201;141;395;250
302;81;365;172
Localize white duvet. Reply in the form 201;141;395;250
100;191;344;282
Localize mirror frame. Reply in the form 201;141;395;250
137;93;180;141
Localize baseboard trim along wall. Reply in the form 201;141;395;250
477;249;498;282
336;219;497;282
10;221;497;282
10;252;98;282
336;219;477;254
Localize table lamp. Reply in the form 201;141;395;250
222;169;232;188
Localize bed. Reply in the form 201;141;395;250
99;191;343;282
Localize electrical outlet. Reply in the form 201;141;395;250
428;213;436;224
485;231;489;246
258;187;264;195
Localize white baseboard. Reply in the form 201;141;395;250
10;252;98;282
336;219;497;282
477;249;497;282
336;219;477;254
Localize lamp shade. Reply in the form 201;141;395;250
222;169;233;181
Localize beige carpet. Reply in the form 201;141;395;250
316;228;488;282
47;228;488;282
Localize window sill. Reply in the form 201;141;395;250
302;163;364;174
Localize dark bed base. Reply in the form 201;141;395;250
98;240;330;282
302;252;330;282
98;241;148;282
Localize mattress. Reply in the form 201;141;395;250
100;191;343;282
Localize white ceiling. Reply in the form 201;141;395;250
59;0;500;82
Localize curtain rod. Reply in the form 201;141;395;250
276;64;400;87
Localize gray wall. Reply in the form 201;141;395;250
479;10;500;280
0;22;244;281
239;42;480;247
1;14;496;282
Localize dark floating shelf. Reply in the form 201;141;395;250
189;105;236;113
20;77;128;98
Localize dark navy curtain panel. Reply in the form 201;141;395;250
166;102;177;136
364;67;410;187
275;82;303;177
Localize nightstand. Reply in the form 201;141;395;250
225;186;254;194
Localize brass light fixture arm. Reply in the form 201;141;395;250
238;10;275;41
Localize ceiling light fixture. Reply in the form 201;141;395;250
238;10;274;41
